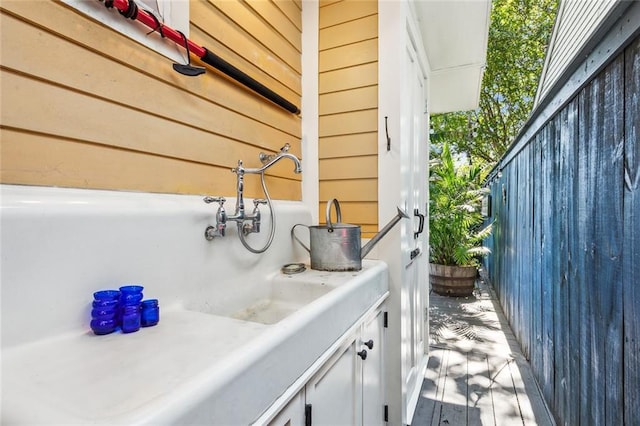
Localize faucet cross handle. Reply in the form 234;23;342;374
204;196;226;206
253;199;268;207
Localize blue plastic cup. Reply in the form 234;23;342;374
91;289;120;335
93;290;120;301
121;305;141;333
119;285;144;305
118;285;143;329
91;306;117;320
90;318;117;335
141;299;160;327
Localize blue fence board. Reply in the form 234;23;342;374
532;133;544;390
598;55;624;426
517;149;530;358
577;73;597;426
623;36;640;426
540;123;555;406
563;99;581;426
554;103;575;423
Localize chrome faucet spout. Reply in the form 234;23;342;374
247;151;302;175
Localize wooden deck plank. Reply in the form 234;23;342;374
412;348;447;424
487;355;525;425
413;277;556;425
434;349;469;425
512;355;556;425
466;352;496;426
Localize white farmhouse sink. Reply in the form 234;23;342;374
1;186;389;425
2;260;388;425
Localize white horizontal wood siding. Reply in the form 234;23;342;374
536;0;619;105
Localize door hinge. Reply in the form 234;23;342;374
305;404;312;426
383;311;388;328
384;404;389;422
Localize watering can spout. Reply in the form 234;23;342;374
360;206;410;259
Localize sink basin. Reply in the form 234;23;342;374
183;269;337;325
230;275;333;324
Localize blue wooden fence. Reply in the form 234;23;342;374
483;35;639;425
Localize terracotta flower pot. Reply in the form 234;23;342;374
429;263;477;297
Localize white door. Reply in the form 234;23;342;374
400;30;429;424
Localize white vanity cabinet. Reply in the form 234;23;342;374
265;303;387;426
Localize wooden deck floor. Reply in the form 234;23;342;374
411;273;556;426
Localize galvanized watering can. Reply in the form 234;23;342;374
292;199;409;271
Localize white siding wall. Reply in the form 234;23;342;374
535;0;619;105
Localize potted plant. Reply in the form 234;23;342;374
429;143;492;297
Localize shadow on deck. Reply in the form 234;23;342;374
411;272;556;426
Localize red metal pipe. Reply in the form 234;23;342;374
112;0;205;57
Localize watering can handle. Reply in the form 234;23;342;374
325;199;342;231
291;224;311;253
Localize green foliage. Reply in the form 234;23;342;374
429;143;492;266
431;0;558;165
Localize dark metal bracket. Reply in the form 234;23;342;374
413;208;425;239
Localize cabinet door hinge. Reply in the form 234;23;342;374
383;311;388;328
305;404;312;426
384;404;389;422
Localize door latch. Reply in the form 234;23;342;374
410;247;421;260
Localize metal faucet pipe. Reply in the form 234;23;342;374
235;150;301;253
103;0;301;114
244;153;303;175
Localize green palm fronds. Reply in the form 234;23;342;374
429;143;492;266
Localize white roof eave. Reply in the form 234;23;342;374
415;0;491;113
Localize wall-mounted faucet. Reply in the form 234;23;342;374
203;144;302;253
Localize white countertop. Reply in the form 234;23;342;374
2;310;266;424
2;260;389;425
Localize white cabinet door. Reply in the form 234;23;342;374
267;389;306;426
361;309;385;426
305;340;359;426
